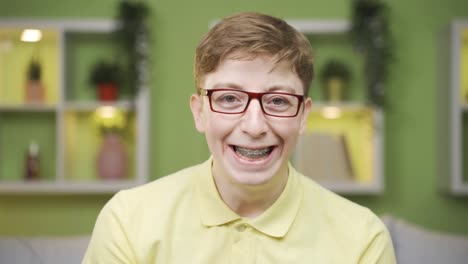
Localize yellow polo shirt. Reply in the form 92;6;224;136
83;159;396;263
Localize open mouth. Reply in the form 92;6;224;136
231;145;274;160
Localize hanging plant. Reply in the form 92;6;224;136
350;0;393;107
115;0;150;98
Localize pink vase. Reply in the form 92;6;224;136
97;133;128;180
25;80;45;103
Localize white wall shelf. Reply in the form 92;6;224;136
447;19;468;195
0;19;149;194
288;20;384;195
294;103;383;195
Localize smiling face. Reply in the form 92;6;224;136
191;55;311;187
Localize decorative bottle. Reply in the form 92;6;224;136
25;141;40;180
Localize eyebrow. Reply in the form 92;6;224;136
212;83;297;94
267;86;296;94
212;82;243;90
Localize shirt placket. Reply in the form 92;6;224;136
230;222;257;264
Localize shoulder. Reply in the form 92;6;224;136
84;162;208;262
299;174;377;218
126;164;200;197
295;174;395;261
104;162;205;219
298;174;390;241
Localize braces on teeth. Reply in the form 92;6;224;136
235;146;271;158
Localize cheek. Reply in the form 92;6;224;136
204;115;237;139
272;121;302;145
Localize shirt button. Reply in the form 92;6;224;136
236;224;248;232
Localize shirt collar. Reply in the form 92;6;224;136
195;158;303;238
249;164;303;238
195;158;240;226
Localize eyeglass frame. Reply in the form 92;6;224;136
198;88;306;118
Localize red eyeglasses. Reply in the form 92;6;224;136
199;88;305;118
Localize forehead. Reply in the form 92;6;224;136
203;55;303;93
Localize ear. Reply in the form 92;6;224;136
190;94;206;133
299;97;312;134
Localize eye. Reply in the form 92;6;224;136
221;94;238;103
211;90;246;112
266;96;292;107
212;91;245;108
271;97;288;105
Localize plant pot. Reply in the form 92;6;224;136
25;80;45;103
97;83;118;101
322;77;347;102
96;133;128;180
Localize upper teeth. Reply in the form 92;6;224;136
235;146;271;158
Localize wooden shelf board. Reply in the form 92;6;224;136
450;182;468;196
320;181;383;195
0;19;117;33
0;180;144;194
0;104;56;112
310;102;377;110
461;104;468;112
64;100;134;112
287;19;350;34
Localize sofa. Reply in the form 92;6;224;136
381;215;468;264
0;216;467;263
0;235;89;264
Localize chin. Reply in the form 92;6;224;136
230;171;275;186
224;158;286;187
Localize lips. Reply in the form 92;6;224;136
232;145;274;160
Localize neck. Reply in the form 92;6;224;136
213;165;289;218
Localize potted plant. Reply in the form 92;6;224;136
89;60;122;101
320;59;351;102
24;58;45;103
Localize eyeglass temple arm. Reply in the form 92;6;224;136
197;88;208;96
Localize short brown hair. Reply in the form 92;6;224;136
194;12;314;95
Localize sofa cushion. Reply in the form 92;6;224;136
382;215;468;264
0;235;90;264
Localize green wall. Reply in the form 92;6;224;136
0;0;468;236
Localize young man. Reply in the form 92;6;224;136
83;12;396;263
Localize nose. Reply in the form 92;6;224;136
239;99;269;138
